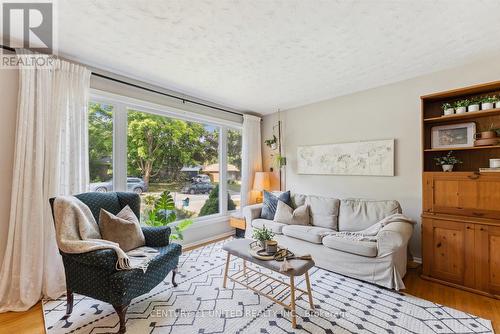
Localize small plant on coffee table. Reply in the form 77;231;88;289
252;226;274;248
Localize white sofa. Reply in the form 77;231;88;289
243;194;413;290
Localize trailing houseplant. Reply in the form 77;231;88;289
143;190;193;240
252;226;275;248
264;135;278;150
441;103;454;116
434;151;462;172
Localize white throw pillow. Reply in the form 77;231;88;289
274;200;310;225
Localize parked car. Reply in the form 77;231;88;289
191;174;211;183
181;182;214;194
89;177;148;194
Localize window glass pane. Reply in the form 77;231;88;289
227;129;242;210
88;102;113;191
127;110;220;221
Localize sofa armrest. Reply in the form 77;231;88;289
62;249;118;271
243;203;263;224
142;226;171;247
377;222;413;256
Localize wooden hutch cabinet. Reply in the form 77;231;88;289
421;82;500;298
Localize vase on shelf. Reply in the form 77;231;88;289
442;164;454;172
468;104;480;112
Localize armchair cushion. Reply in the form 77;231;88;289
109;243;182;304
142;226;171;247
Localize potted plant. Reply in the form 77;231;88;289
454;99;469;114
442;103;454;116
495;96;500;109
434;151;462;172
481;96;497;110
273;154;287;168
468;97;480;112
252;226;275;249
264;135;278;150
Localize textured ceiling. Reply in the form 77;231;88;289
54;0;500;114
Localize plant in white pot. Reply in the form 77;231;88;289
252;226;275;249
481;96;496;110
468;97;480;112
441;103;454;116
454;99;469;114
434;151;462;172
495;96;500;109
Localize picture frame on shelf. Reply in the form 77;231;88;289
431;122;476;149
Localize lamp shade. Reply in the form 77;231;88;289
253;172;271;191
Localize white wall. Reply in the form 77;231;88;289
262;55;500;258
0;69;18;264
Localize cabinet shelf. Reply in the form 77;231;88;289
424;108;500;123
424;145;500;152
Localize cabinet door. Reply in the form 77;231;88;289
422;218;474;286
476;225;500;295
428;173;500;219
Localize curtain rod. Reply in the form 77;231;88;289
1;44;244;117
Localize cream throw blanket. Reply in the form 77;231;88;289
53;196;158;272
328;213;415;242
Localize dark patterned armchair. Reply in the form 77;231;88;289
49;192;182;334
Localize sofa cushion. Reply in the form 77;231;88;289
306;195;340;230
322;234;377;257
274;201;310;225
282;225;334;244
260;191;292;220
251;218;286;234
338;199;401;232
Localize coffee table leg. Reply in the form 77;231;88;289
305;271;314;310
290;275;297;328
243;259;247;275
223;253;230;288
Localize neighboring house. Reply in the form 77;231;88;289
180;166;202;179
202;163;240;183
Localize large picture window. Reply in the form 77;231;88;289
88;93;242;224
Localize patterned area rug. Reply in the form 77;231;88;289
43;239;493;333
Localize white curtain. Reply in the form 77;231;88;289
0;54;91;312
241;114;263;206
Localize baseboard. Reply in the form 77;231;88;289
181;231;234;251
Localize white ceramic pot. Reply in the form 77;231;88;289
443;108;454;116
496;101;500;109
456;107;467;114
482;102;494;110
490;159;500;168
442;164;454;172
468;104;480;112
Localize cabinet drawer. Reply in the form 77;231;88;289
424;173;500;219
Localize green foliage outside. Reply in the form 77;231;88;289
199;185;236;217
142;191;193;240
89;103;113;182
89;103;242;187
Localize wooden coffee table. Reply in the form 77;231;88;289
222;239;315;328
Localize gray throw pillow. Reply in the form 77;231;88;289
274;200;310;225
260;190;291;220
99;205;145;252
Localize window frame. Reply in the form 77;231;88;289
89;89;243;224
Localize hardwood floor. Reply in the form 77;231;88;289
0;259;498;333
